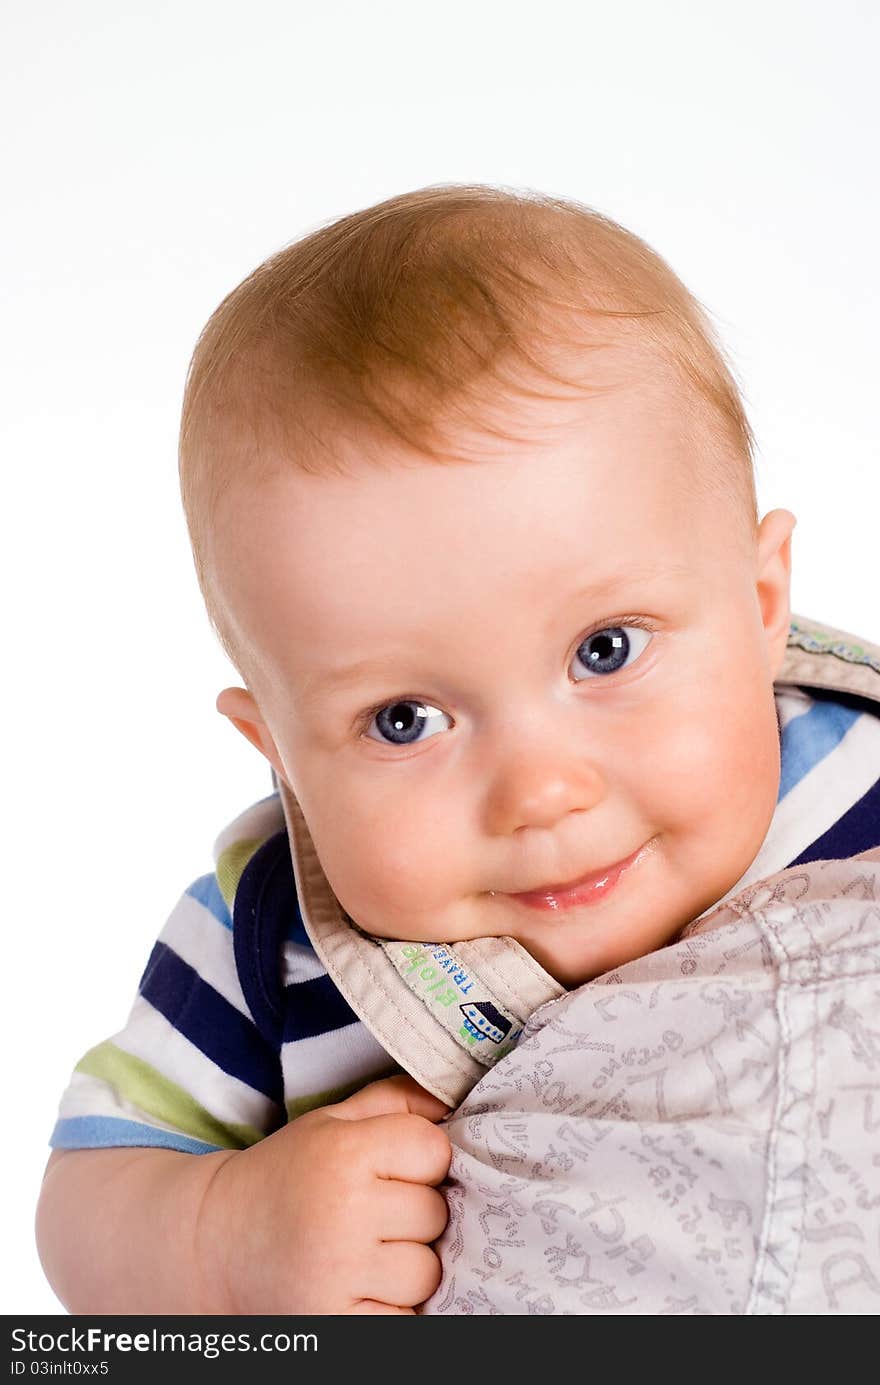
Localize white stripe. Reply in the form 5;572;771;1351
212;794;285;863
282;941;328;985
157;892;251;1018
281;1024;394;1100
110;997;276;1131
775;685;814;730
56;1070;215;1140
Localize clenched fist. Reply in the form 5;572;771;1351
193;1074;452;1314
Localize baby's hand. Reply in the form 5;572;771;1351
194;1074;452;1314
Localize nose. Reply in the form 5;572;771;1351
481;723;608;837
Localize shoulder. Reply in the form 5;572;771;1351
209;791;323;1045
775;683;880;861
211;791;288;915
137;791;293;1025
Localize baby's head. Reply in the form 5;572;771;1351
179;184;795;987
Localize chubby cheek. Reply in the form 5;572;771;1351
642;663;780;867
300;785;460;931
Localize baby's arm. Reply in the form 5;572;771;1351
36;1074;451;1315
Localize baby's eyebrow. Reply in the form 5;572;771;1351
304;560;689;701
567;560;691;607
303;655;407;700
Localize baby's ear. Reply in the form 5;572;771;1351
216;687;287;783
756;508;797;679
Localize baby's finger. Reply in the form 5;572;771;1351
364;1112;452;1186
330;1074;450;1124
361;1240;443;1309
349;1302;416;1315
375;1182;449;1246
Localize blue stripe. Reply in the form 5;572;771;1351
282;972;361;1043
139;941;283;1103
185;873;233;930
778;701;861;800
50;1115;220;1155
789;776;880;867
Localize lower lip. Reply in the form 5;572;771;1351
507;841;653;911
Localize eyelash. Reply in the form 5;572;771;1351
575;614;657;650
354;615;657;743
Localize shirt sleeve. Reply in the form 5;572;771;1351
49;794;289;1155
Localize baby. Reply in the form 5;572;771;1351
37;183;811;1313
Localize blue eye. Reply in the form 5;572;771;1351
365;700;452;746
571;624;652;679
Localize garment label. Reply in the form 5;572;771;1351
377;940;526;1067
788;620;880;673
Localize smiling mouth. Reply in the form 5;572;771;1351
502;840;654;912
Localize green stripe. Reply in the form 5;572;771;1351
76;1042;265;1150
285;1066;401;1121
215;837;268;912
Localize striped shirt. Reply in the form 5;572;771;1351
50;682;880;1155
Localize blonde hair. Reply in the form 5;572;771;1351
179;183;758;677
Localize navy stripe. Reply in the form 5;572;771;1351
789;776;880;867
285;909;312;946
283;973;361;1043
234;832;297;1046
139;941;283;1103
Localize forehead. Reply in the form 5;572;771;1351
212;367;729;687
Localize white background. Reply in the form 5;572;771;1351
3;0;878;1314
